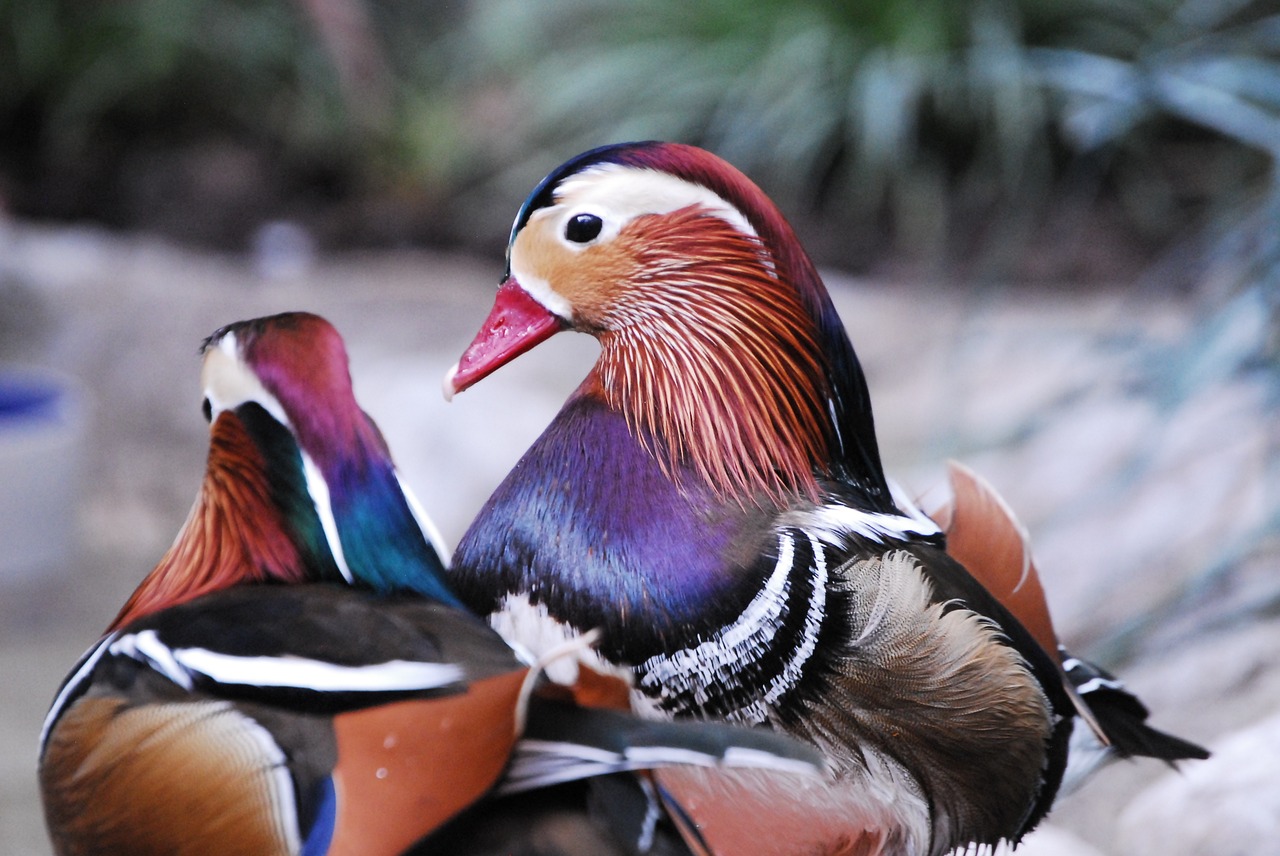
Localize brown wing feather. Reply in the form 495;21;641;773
327;669;528;856
933;461;1060;658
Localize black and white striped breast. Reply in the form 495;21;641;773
636;526;832;723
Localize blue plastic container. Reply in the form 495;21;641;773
0;366;85;578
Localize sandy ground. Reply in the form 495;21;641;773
1;222;1275;854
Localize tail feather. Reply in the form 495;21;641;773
1063;654;1210;763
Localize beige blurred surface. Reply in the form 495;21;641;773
1;222;1274;854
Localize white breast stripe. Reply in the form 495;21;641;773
763;533;827;707
793;502;941;549
639;528;827;724
639;532;794;717
40;633;119;750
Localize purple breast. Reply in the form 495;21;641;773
454;396;769;654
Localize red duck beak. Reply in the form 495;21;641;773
443;276;567;400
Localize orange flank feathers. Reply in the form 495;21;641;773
655;766;898;856
40;697;303;856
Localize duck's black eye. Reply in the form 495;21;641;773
565;213;603;243
201;397;213;422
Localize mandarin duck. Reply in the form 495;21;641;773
442;142;1204;855
38;311;821;856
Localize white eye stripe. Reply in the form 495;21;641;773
513;164;766;321
200;331;291;426
552;165;759;243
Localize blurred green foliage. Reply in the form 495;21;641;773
0;1;345;196
0;0;1277;282
459;0;1279;276
0;0;467;241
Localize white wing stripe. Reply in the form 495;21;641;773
107;629;465;693
172;647;465;692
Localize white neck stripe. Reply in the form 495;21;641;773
302;452;354;583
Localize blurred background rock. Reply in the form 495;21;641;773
0;1;1277;854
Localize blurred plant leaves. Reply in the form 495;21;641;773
1;0;1278;288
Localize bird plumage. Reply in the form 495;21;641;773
39;311;821;856
442;141;1198;854
41;586;527;856
924;461;1208;791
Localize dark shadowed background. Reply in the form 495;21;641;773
2;2;1278;853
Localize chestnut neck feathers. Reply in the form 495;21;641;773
592;206;832;503
519;142;892;508
110;406;328;631
111;312;455;631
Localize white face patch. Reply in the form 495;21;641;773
509;163;762;321
510;269;574;322
200;331;291;427
551;164;759;248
